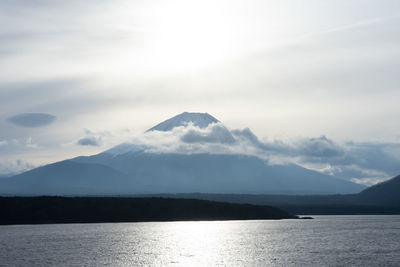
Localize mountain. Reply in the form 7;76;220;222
0;112;366;196
146;112;218;132
72;152;364;194
357;175;400;206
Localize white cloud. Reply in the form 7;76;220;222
351;177;390;186
0;159;36;176
25;137;38;148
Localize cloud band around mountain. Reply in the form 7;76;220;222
121;123;400;186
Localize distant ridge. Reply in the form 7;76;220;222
146;112;219;132
357;174;400;206
152;174;400;214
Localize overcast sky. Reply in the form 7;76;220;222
1;0;400;184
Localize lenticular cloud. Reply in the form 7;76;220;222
7;113;56;128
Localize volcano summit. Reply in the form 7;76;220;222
147;112;219;132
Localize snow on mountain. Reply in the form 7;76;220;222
146;112;219;132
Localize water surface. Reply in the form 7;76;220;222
1;215;399;266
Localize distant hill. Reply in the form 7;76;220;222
0;196;297;225
357;175;400;206
142;174;400;214
190;174;400;207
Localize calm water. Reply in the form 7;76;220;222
0;215;399;266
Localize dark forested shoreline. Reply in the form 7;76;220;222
142;193;400;215
0;196;297;225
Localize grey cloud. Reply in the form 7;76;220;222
296;136;344;158
294;140;400;185
0;159;36;176
232;128;266;147
7;113;56;127
341;142;400;175
76;129;111;146
304;141;400;176
77;136;101;146
231;130;344;160
232;128;290;153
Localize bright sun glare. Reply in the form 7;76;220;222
108;1;286;77
143;1;238;72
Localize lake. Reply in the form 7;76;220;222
1;215;399;266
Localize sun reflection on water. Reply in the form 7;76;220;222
147;221;235;266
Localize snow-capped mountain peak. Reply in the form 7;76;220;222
146;112;219;132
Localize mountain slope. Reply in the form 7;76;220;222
0;160;137;195
357;175;400;206
73;151;365;195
